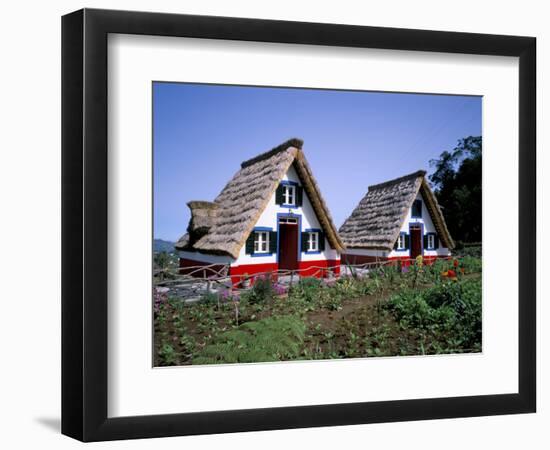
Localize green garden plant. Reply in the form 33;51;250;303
193;315;306;364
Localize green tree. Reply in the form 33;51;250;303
154;251;175;282
429;136;481;244
154;251;171;272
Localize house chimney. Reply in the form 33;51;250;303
186;201;219;243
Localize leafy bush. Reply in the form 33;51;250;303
333;276;357;297
386;278;481;351
219;289;240;303
158;342;178;365
193;315;306;364
455;244;482;258
287;275;379;311
298;277;323;289
153;288;169;314
459;256;482;274
334;275;375;298
289;277;323;304
378;264;400;284
317;288;343;311
273;282;288;296
247;273;275;304
199;291;218;305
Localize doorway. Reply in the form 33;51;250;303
410;224;423;259
278;217;299;270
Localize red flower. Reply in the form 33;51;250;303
453;259;459;268
448;269;456;277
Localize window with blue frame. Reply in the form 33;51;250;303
301;229;325;253
427;233;435;249
423;232;439;250
283;184;295;205
245;228;277;256
397;233;406;250
307;231;319;252
394;232;409;251
254;231;270;253
275;181;303;207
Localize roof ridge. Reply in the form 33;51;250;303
368;170;426;190
240;138;303;168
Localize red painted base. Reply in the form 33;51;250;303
230;260;341;287
229;262;279;287
298;259;340;278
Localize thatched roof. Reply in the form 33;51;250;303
176;139;345;258
339;170;454;251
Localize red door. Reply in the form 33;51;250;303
278;223;298;270
410;226;422;259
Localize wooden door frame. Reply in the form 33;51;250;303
409;222;424;258
276;213;302;267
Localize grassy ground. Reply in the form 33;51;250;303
154;256;482;366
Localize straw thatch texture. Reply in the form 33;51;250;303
186;201;219;246
339;170;454;250
175;139;344;258
419;178;455;249
294;151;345;252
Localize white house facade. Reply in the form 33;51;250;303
339;170;454;266
176;139;344;286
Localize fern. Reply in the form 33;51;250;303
193;315;306;364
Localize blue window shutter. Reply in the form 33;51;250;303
301;232;308;252
269;231;277;254
434;234;440;249
245;232;255;254
275;184;284;205
404;234;410;250
318;231;325;251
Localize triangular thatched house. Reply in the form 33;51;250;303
339;170;454;265
176;139;344;285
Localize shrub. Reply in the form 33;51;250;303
273;283;288;296
289;277;323;304
248;273;275;304
297;277;323;290
158;342;178;366
424;259;449;282
192;315;306;364
219;289;240;303
386;278;481;351
153;288;168;314
332;275;375;298
199;291;218;305
459;256;482;274
317;288;343;311
333;276;357;296
455;244;482;258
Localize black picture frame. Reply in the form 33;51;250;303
62;8;536;442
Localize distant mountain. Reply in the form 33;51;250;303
154;239;176;253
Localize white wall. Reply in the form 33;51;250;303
0;2;546;450
344;190;452;258
234;164;339;266
387;190;452;258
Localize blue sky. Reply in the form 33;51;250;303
153;82;481;241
